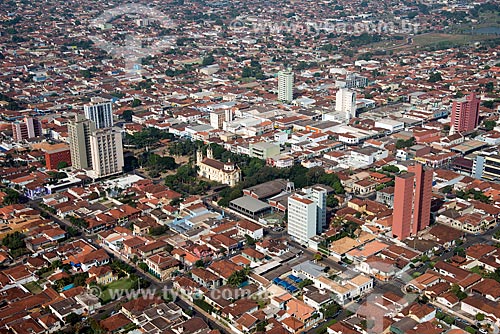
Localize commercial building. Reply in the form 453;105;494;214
335;88;356;121
44;143;72;170
68;114;96;170
287;186;327;245
392;163;432;240
450;93;480;133
472;151;500;181
84;97;113;129
278;68;294;103
12;117;42;142
88;127;124;179
249;142;281;160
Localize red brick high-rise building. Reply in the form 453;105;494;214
450;93;480;133
392;163;433;240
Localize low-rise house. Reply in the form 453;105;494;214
436;292;460;308
236;220;264;240
146;254;180;281
302;286;332;310
470;278;500;302
86;265;117;285
48;297;85;322
461;295;500;327
191;267;221;289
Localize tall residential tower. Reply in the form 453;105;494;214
392;163;432;240
84;97;114;129
278;69;294;103
336;88;357;121
68;114;95;170
287;186;327;245
450;93;480;133
88;127;124;179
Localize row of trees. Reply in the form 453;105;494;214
124;127;174;149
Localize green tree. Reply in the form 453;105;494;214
65;312;80;325
485;82;494;92
57;161;68;170
245;234;256;246
483;120;496;131
138;262;148;272
227;268;249;287
202;54;215;66
428;72;443;83
298;279;313;288
194;260;205;268
2;231;25;250
123;109;134;122
80;69;92;78
326;195;339;208
321;302;341;318
2;188;20;205
476;313;485;321
131;99;142;108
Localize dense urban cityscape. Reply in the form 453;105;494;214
0;0;499;333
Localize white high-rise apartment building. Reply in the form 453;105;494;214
278;69;294;103
84;97;113;129
88;127;124;179
336;88;357;121
287;186;327;245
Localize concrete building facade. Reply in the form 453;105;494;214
287;186;327;245
450;93;480;133
68;114;96;170
336;88;356;121
88;127;124;179
12;117;42;142
392;163;432;240
84;97;113;129
278;69;294;103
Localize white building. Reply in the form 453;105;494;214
374;119;404;133
278;69;294;103
196;147;241;187
84;97;113;129
88;127;124;179
287;186;327;245
335;88;356;121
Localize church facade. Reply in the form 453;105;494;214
196;147;241;187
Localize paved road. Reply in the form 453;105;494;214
288;240;346;273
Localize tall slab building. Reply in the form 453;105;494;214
392;163;432;240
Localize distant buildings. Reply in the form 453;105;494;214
288;186;327;245
68;114;95;170
392;163;432;240
335;88;356;121
336;73;368;89
278;68;294;103
12;117;42;142
84;97;113;129
196;146;241;187
450;93;480;133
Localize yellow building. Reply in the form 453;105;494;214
196;147;241;187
